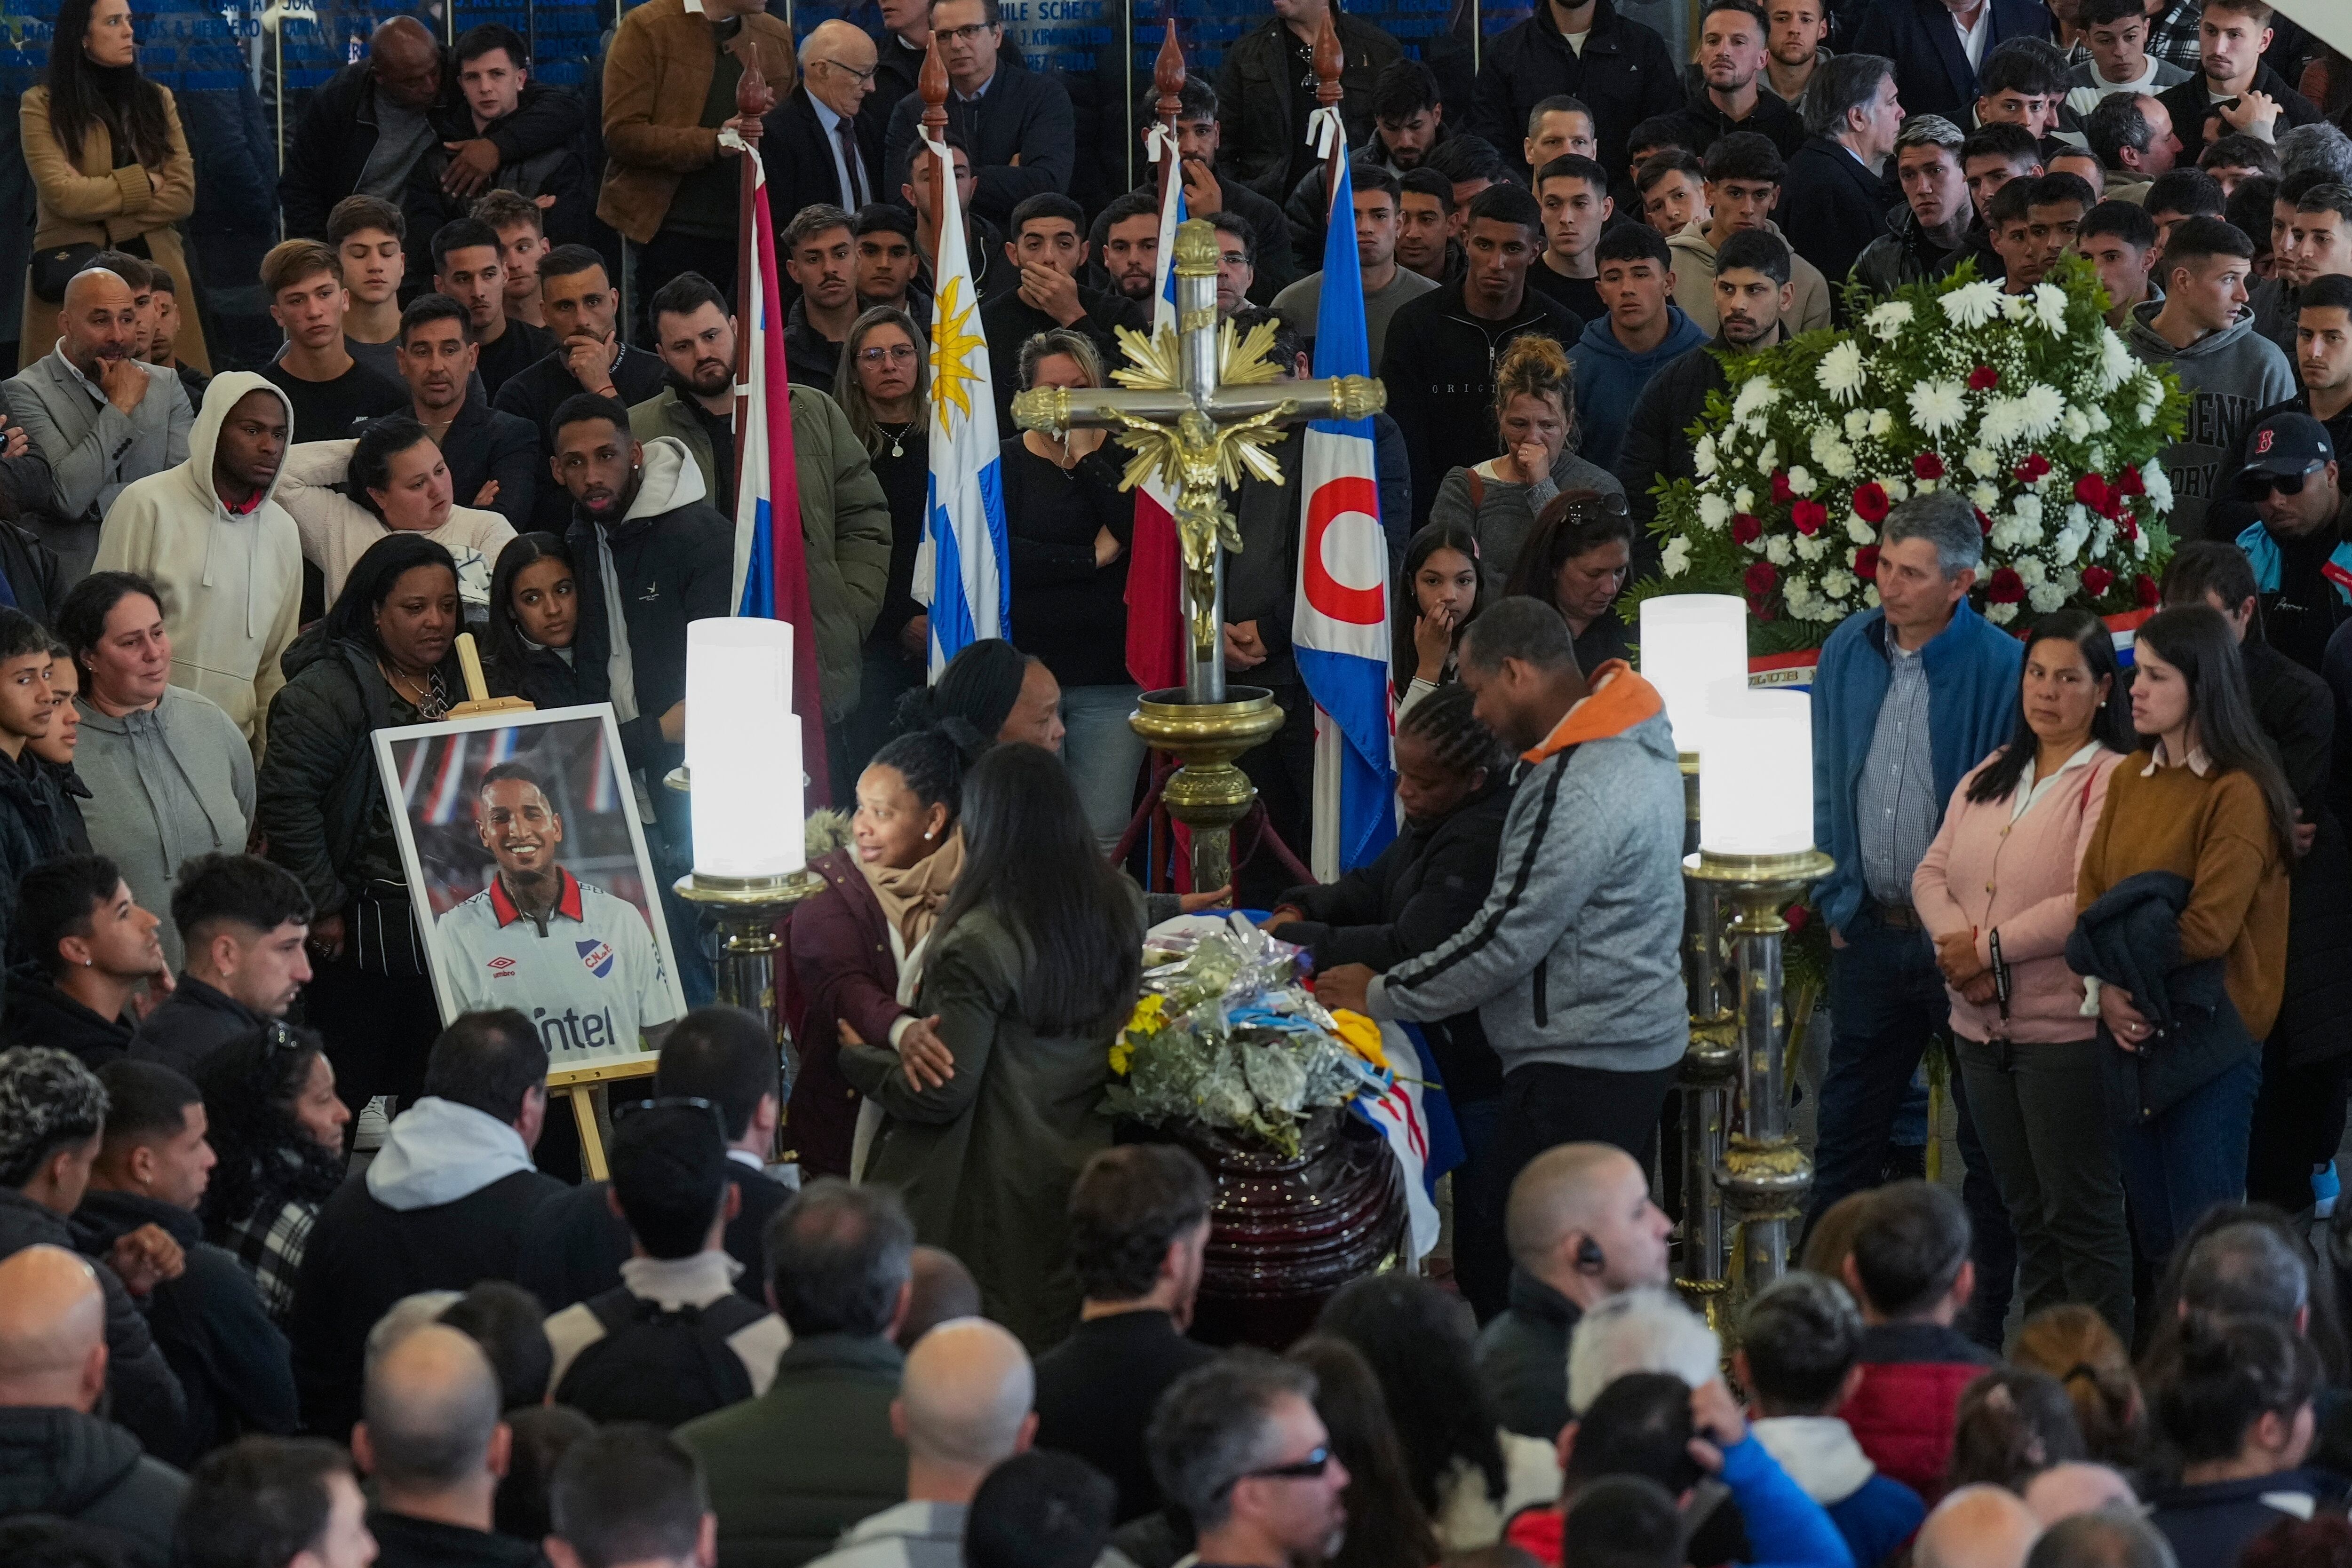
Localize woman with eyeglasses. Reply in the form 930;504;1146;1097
256;533;465;1114
837;741;1142;1351
836;307;932;777
1500;490;1637;673
1426;334;1621;594
1000;329;1144;852
2071;604;2295;1277
788;722;980;1181
195;1023;351;1326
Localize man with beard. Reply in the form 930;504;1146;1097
438;761;680;1055
630;273;743;513
982;194;1148;426
1665;2;1805;157
1615;229;1795;534
1148;1354;1351;1568
1284;63;1440;272
432;218;553;403
5;267;192;583
497;247;668;534
1127;78;1295;305
392;294;537;531
1092;193;1161;307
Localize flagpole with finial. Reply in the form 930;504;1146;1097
1314;8;1346;218
730;36;778;514
1152;16;1184;212
919;32;950;271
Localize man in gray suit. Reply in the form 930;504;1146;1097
3;267;192;586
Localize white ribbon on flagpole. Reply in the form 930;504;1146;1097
1144;121;1179;167
1307;103;1346;160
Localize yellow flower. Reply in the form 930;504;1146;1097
1125;994;1168;1037
1109;1039;1133;1076
1330;1010;1387;1070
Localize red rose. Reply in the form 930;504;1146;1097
1770;470;1794;505
1731;512;1764;545
2074;473;2110;513
1784;903;1811;932
1791;499;1828;536
2116;466;2145;498
1968;364;2000;391
1914;452;1945;480
1744;561;1779;597
1854;545;1881;579
1852;482;1891;523
2118;513;2139;541
2014;452;2051;483
1987;567;2026;604
1975;507;1994;536
2081;565;2114;595
2136;573;2160;608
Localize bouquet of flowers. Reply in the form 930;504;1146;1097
1107;919;1383;1158
1631;256;2186;651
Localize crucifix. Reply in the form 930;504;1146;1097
1008;18;1383;892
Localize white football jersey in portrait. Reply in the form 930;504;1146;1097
439;868;682;1056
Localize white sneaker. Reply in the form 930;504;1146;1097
353;1097;391;1153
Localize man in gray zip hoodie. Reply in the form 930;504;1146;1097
2125;214;2296;541
1317;596;1688;1197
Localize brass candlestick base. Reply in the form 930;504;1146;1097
1684;847;1835;1315
1130;686;1286;894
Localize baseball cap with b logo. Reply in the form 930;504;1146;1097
2236;412;2335;499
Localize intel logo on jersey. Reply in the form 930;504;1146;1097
577;940;615;979
535;1006;622;1053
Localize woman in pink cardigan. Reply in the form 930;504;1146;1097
1914;607;2136;1338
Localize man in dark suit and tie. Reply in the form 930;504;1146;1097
1779;53;1907;292
769;22;887;228
1850;0;2050;125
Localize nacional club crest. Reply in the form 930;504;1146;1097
577;940;615;979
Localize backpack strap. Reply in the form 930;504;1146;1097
1466;468;1485;509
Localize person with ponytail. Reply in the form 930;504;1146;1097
19;0;206;375
837;742;1143;1350
2144;1315;2327;1566
2010;1304;2147;1474
1424;333;1621;594
2072;603;2297;1275
1265;682;1518;1317
787;723;982;1180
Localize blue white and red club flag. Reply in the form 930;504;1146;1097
728;132;832;799
1125;127;1189;691
912;127;1009;675
1294;155;1397;877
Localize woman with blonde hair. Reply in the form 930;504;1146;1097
2011;1304;2147;1472
836;306;932;775
1426;333;1620;592
21;0;206;372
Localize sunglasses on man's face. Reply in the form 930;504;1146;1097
2239;460;2325;500
1223;1447;1334;1494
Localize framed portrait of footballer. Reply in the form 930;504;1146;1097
374;705;686;1072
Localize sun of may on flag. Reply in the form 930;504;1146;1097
914;129;1010;678
1294;154;1398;878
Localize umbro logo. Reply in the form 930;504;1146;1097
488;956;517;978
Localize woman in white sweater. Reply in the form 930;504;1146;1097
274;415;516;619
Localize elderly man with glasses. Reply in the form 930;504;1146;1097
879;0;1074;229
771;22;888;232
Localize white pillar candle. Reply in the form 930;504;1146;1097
685;618;804;878
1639;594;1749;755
1698;681;1815;857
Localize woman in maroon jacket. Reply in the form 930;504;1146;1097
787;724;978;1178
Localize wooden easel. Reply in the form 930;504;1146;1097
447;633;535;719
546;1052;662;1180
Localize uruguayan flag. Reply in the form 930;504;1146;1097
912;131;1010;676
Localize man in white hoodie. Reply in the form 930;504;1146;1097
286;1008;564;1443
93;373;302;756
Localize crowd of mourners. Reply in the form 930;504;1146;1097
1;0;2351;1562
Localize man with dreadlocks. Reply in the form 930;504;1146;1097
1266;681;1518;1317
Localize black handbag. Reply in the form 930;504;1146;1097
29;242;101;304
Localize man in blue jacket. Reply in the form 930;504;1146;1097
1805;490;2019;1347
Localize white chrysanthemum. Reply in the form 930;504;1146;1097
1939;280;2003;328
1843;409;1872;440
1823;569;1856;601
2002;292;2033;324
1757;442;1779;474
2018;556;2047;585
1788;465;1815;495
1693;435;1718;477
2144;465;2173;512
2031;283;2069;335
1865;300;1914;339
1661;537;1692;578
1818;340;1867;403
1699;494;1731;529
2014;493;2043;524
2029;581;2067;614
1908;380;1969;436
2061;409;2091;443
1848;515;1877;544
1870;409;1894;439
1986;601;2019;625
2097;329;2135;392
1735;486;1757;513
1732;377;1781;420
1746;414;1770;438
1884;477;1909;502
1765;536;1794;565
1980;399;2027;446
1966;447;2001;479
1818;440;1857;480
2019;383;2065;437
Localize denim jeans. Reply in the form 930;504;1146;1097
1957;1035;2133;1338
1806;907;2016;1346
2117;1048;2262;1269
1061;682;1147;851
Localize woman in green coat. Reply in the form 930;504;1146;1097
839;742;1144;1352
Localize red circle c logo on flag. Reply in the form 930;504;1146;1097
1303;477;1385;626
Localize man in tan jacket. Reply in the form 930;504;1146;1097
598;0;794;341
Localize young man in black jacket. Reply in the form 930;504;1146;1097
1214;0;1404;202
1470;0;1682;185
982;195;1149;428
2153;0;2322;153
132;854;313;1080
1382;183;1581;529
1851;113;1974;296
494;248;668;536
401;25;592;291
1664;1;1807;158
287;1010;566;1444
77;1061;296;1454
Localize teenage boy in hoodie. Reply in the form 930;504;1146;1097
1568;224;1706;471
1665;133;1832;336
77;1060;296;1455
1314;596;1688;1206
287;1008;565;1444
1835;1181;1996;1504
1382;183;1581;529
2126;214;2296;540
1736;1272;1925;1568
92;374;302;754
